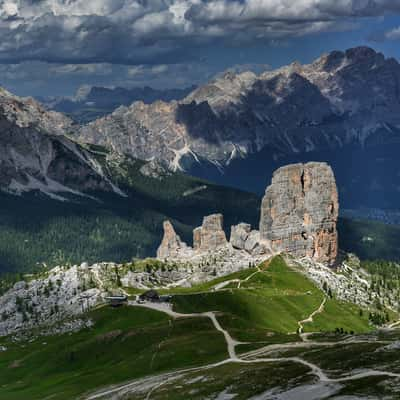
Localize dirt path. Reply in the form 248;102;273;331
237;266;261;289
86;299;400;400
298;297;327;337
213;259;269;291
86;264;397;400
130;301;245;360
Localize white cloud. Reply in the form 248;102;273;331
0;0;397;65
385;26;400;40
1;1;18;16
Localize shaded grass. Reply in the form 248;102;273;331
0;257;379;399
126;360;311;400
0;306;227;400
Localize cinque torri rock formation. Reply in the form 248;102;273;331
157;162;339;265
260;162;339;265
157;221;193;259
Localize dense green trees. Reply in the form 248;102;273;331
0;165;260;276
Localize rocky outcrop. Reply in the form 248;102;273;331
243;231;270;255
230;224;270;256
157;221;192;259
194;214;228;252
230;223;251;250
0;263;104;337
156;162;339;266
260;162;338;265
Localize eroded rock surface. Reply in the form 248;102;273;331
77;47;400;176
230;223;251;250
157;221;192;259
260;162;338;265
193;214;228;252
156;162;338;266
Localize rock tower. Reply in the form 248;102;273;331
156;221;192;259
259;162;338;265
157;162;339;266
193;214;227;252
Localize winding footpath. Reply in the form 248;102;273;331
86;277;400;400
298;296;326;336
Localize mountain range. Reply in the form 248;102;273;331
2;46;400;400
40;85;196;123
76;46;400;209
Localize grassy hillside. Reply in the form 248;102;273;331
0;307;227;400
172;257;372;339
0;257;377;400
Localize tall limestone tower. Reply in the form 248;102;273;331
259;162;339;265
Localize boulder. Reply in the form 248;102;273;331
260;162;338;265
230;223;251;250
243;230;270;255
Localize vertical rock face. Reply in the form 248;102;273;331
157;221;191;259
260;162;339;265
156;162;338;266
194;214;228;252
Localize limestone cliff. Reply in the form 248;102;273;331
157;221;192;259
193;214;228;252
77;47;400;177
259;162;338;265
156;162;339;266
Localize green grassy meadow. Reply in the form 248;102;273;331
0;257;388;399
172;256;372;338
0;307;227;400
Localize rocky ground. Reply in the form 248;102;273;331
0;249;397;339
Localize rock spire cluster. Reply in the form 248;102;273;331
157;162;339;265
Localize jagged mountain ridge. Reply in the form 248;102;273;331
78;47;400;174
0;87;126;199
41;84;197;123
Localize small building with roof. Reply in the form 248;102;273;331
104;295;128;307
139;289;161;302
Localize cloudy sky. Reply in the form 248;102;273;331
1;0;400;97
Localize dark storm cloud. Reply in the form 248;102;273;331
0;0;399;65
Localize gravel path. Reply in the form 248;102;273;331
86;277;400;400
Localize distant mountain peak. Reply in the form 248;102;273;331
0;88;128;200
76;46;400;177
41;84;197;124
